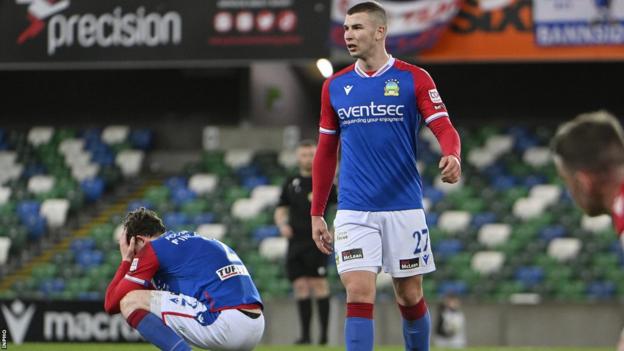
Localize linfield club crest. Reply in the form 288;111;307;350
384;79;399;96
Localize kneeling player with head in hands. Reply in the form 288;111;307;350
552;110;624;350
104;208;264;351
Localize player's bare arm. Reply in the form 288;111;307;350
439;155;461;183
312;216;332;255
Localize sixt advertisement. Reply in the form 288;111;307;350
0;299;142;344
0;0;330;68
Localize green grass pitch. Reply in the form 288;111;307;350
5;344;612;351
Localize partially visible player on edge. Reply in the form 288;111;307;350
551;110;624;351
311;2;461;350
104;208;264;351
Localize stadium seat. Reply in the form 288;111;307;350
196;224;226;240
71;163;99;181
581;214;612;233
471;251;505;275
64;150;92;168
0;237;11;265
0;187;10;205
435;239;463;260
101;125;129;145
278;150;297;169
171;187;197;207
27;126;54;146
539;225;567;242
438;211;471;233
225;149;253;169
478;223;512;248
231;198;264;220
40;199;70;228
129;129;153;150
259;236;288;261
188;174;218;195
548;238;582;262
512;197;547;220
467;148;498;169
27;175;55;194
115;150;144;177
376;271;393;289
80;177;105;202
523;146;551;167
252;225;280;242
529;184;561;207
58;138;84;155
251;185;281;208
485;134;514;156
515;266;544;288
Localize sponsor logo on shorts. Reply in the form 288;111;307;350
399;258;420;270
423;254;430;265
318;266;327;276
341;248;363;262
130;258;139;272
216;264;249;281
335;231;348;241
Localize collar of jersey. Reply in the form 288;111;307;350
354;55;395;78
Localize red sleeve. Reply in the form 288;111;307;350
411;67;450;125
427;117;461;160
311;133;339;216
318;79;339;136
104;242;159;314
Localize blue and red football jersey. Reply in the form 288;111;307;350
319;56;450;211
125;231;263;312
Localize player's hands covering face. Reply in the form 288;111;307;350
312;216;333;255
119;235;137;262
439;155;461;183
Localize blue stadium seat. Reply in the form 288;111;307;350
70;238;96;254
523;175;547;187
128;200;153;212
22;213;47;240
130;129;153;150
586;281;616;300
22;163;46;179
472;212;497;228
539;225;566;242
426;212;439;227
253;225;280;242
435;239;463;260
171;187;197;206
515;266;544;288
491;175;518;191
165;176;188;191
76;250;104;269
423;187;444;204
242;176;269;191
236;165;260;179
437;280;468;297
39;278;65;294
163;212;190;228
81;177;105;202
193;212;215;225
17;200;40;222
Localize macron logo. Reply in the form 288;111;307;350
1;300;36;344
344;85;353;95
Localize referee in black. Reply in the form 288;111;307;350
274;139;337;345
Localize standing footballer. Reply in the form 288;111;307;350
311;2;461;350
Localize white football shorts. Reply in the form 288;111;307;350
149;290;264;351
333;209;436;277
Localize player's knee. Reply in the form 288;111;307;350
120;290;147;317
345;283;375;303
